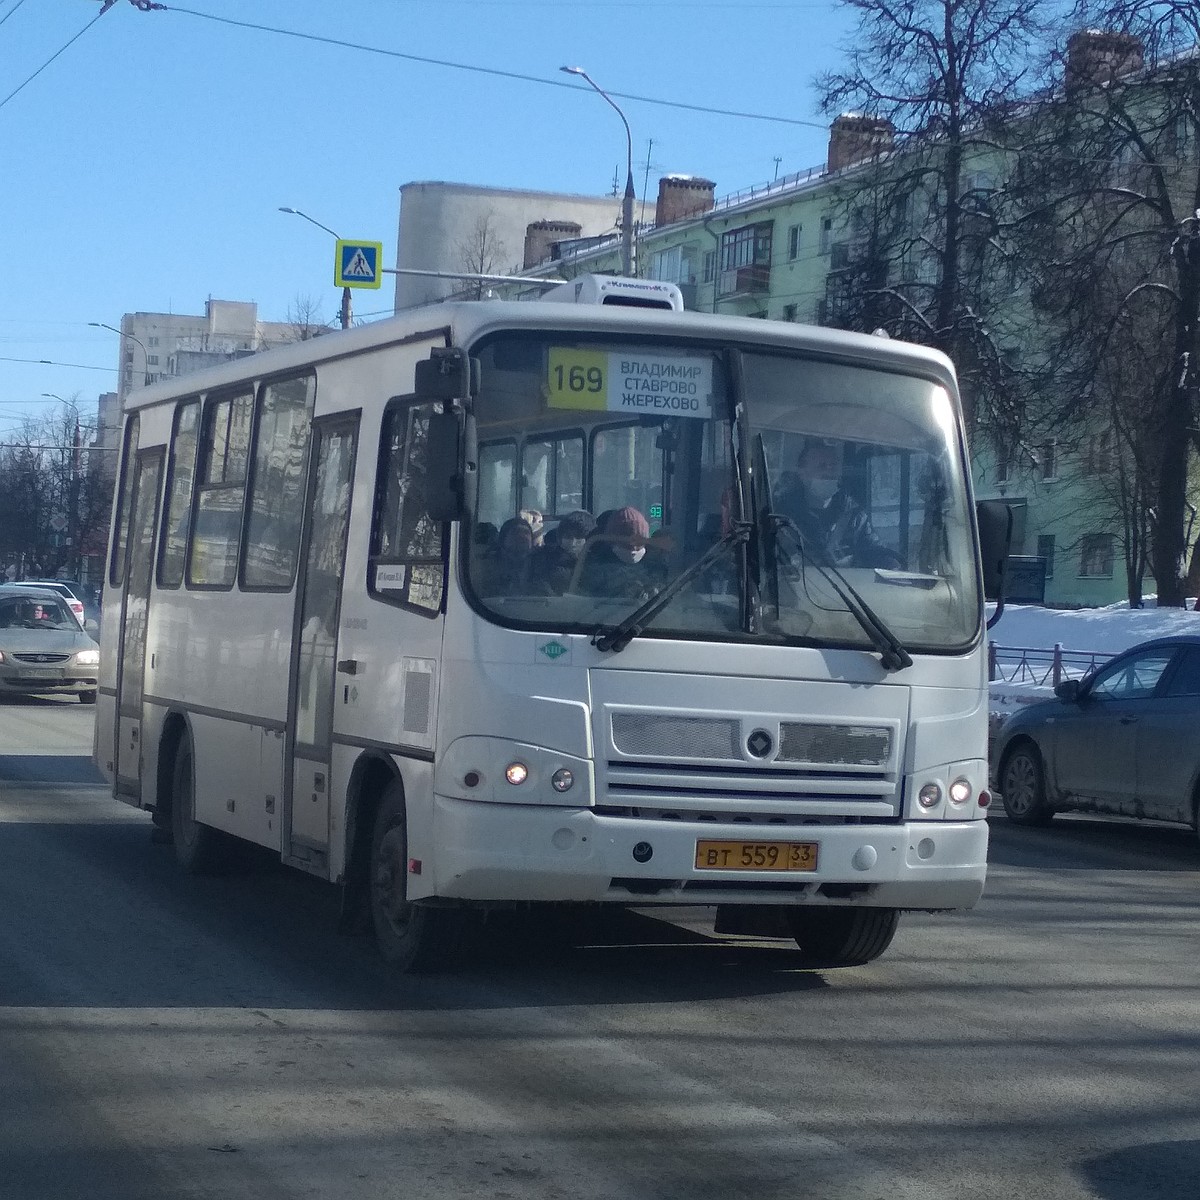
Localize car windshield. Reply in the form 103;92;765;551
0;595;75;630
463;333;979;653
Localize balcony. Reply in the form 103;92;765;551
718;263;771;298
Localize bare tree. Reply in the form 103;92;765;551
1011;8;1200;603
284;293;333;342
817;0;1052;438
454;212;508;300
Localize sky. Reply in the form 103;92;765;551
0;0;854;438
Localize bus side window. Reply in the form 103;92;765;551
188;390;253;589
369;402;446;615
109;414;141;587
158;400;200;589
241;374;315;590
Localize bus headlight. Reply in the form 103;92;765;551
505;762;529;786
948;777;972;805
551;768;574;793
918;782;942;808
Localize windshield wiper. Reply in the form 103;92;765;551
592;522;752;653
771;514;913;672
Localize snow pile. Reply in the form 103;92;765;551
986;600;1200;725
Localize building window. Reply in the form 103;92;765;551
147;354;159;366
1039;440;1057;480
649;245;689;284
148;336;159;347
787;224;801;260
702;249;716;283
819;217;833;255
995;438;1011;485
718;222;772;296
1079;533;1115;578
1037;533;1055;579
1084;428;1116;475
783;303;798;322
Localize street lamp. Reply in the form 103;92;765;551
89;321;149;392
278;206;352;329
560;66;635;278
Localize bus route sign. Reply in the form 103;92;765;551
335;240;383;289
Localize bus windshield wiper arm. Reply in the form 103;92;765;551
592;522;752;654
772;514;913;673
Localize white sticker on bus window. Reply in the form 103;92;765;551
375;564;408;592
547;349;714;420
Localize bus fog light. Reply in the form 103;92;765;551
505;762;528;786
551;768;574;793
918;782;942;808
948;777;972;804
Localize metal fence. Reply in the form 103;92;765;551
988;643;1113;688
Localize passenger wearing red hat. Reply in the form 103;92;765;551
577;505;661;599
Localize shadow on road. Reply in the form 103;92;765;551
1;802;833;1013
1080;1140;1200;1199
987;813;1200;873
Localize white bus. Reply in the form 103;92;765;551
95;276;1010;971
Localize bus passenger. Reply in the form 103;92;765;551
475;517;537;597
577;506;660;600
532;510;596;595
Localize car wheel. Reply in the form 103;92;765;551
1000;741;1055;826
170;732;232;873
78;690;97;705
370;781;463;973
786;906;900;967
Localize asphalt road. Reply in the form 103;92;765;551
2;695;1199;1200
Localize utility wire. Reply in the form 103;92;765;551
0;357;116;372
0;0;30;30
162;7;829;131
0;5;110;114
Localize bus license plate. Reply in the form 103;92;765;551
18;668;61;680
694;840;818;871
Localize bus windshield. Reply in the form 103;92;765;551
465;332;980;654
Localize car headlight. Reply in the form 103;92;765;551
75;649;100;666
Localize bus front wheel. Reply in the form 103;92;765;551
170;732;231;874
786;906;900;967
369;782;462;973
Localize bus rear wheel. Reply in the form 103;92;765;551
170;732;232;874
786;906;900;967
370;782;462;973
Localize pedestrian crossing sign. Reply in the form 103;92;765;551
335;240;383;289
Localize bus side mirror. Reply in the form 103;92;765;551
976;499;1013;602
425;411;464;522
414;347;479;401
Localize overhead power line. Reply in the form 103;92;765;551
0;357;116;372
0;0;30;30
157;7;829;131
0;4;112;114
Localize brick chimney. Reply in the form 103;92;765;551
1065;29;1144;91
523;220;583;269
827;114;895;172
654;175;716;227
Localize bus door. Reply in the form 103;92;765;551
284;414;359;872
114;449;164;797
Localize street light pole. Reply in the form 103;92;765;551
278;206;352;329
88;321;149;394
560;66;635;278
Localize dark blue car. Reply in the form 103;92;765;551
991;635;1200;838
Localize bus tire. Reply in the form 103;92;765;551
787;906;900;967
170;732;230;875
370;782;462;973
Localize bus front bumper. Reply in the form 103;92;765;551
427;795;988;910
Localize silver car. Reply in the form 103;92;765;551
991;635;1200;839
0;586;100;704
